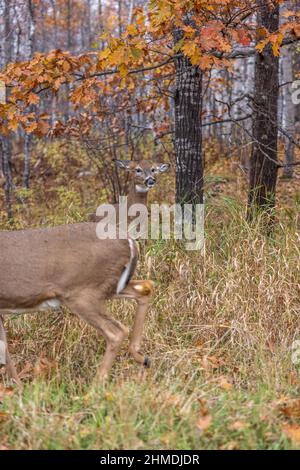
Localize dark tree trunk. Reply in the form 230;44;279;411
247;1;279;219
0;137;13;221
173;28;203;211
64;0;72;122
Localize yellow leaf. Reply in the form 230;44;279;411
256;39;268;53
99;48;111;61
126;24;138;36
272;42;280;57
8;118;19;132
119;64;128;78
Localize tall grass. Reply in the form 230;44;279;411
0;143;300;449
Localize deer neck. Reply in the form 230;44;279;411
127;181;149;208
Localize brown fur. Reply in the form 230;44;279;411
0;222;153;383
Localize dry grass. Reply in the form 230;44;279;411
0;141;300;449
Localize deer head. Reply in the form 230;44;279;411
114;159;170;193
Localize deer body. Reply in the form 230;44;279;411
0;222;153;383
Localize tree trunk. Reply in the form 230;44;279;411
282;45;295;178
23;133;31;188
65;0;72;122
0;137;13;220
173;27;203;211
247;0;280;219
23;0;36;189
0;0;13;220
118;0;122;38
86;0;92;49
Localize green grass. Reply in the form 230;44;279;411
0;373;298;449
1;142;300;449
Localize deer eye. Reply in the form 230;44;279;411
151;168;156;173
136;168;142;174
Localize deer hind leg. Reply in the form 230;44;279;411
116;280;153;367
64;295;128;381
0;315;20;385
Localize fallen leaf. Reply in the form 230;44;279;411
0;445;9;450
218;376;233;391
0;411;9;423
196;398;212;433
0;384;14;402
195;339;204;349
220;440;239;450
278;398;300;419
196;414;212;433
229;420;249;431
282;424;300;446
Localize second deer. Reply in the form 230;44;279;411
114;159;170;208
91;159;170;230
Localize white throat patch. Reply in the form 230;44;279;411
135;184;149;194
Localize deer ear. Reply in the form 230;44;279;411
113;159;131;170
157;163;170;173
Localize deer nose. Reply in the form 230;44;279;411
145;177;156;188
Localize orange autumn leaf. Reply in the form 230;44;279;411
0;384;14;402
279;398;300;419
218;376;233;391
282;424;300;446
26;121;38;133
196;414;212;433
8;118;19;132
28;92;40;105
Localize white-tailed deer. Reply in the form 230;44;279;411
91;159;170;229
0;222;153;384
113;159;170;207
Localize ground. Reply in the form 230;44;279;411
0;141;300;450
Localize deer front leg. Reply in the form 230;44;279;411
117;280;153;367
0;315;20;385
65;296;128;381
130;295;151;367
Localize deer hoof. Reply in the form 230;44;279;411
143;356;151;368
